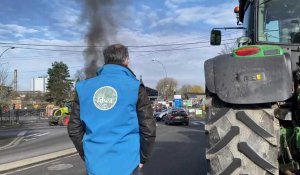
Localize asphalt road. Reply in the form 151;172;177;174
0;117;73;164
4;120;207;175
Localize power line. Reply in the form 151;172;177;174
8;66;82;74
167;31;241;44
7;57;78;61
2;46;83;53
0;41;212;48
0;45;83;53
0;37;239;58
131;41;237;53
3;54;81;61
0;34;241;48
132;41;236;57
2;52;79;60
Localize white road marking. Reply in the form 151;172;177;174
191;122;201;126
35;132;50;137
0;131;27;150
22;132;50;142
47;164;74;171
17;131;27;137
24;132;49;138
23;138;37;142
191;121;206;125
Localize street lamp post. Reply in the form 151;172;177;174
152;59;168;100
0;47;15;59
0;47;15;87
152;59;167;78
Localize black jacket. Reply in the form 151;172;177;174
68;84;156;164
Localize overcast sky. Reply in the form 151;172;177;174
0;0;241;90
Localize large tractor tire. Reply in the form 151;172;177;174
205;95;280;175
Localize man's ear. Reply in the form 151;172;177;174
124;57;129;66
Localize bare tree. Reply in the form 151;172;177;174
156;77;178;100
0;65;9;86
179;84;204;99
190;85;204;93
0;65;10;106
179;84;192;96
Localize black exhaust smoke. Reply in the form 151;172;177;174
80;0;119;79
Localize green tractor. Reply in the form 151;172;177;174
205;0;300;174
48;105;71;126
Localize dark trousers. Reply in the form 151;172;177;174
131;166;143;175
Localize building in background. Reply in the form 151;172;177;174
31;76;48;93
145;86;158;101
183;92;206;108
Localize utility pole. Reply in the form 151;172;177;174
139;75;144;84
13;69;17;91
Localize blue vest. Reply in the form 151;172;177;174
76;64;140;175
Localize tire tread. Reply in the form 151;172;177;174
205;97;279;175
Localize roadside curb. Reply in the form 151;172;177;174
0;125;67;132
0;148;77;173
0;124;21;130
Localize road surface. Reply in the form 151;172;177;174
3;119;207;175
0;117;74;164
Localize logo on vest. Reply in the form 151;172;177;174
93;86;118;111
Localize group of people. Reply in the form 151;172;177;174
68;44;157;175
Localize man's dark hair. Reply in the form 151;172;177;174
103;44;129;64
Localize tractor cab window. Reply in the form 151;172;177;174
265;20;280;42
53;110;61;116
258;0;300;44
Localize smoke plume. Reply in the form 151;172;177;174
80;0;119;79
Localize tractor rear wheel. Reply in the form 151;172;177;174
205;95;280;175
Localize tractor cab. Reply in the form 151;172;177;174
49;104;71;126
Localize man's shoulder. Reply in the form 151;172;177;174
75;76;99;89
117;72;139;84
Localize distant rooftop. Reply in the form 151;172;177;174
145;86;158;97
184;92;205;99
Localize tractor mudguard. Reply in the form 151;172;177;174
204;53;293;104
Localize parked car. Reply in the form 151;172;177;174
153;111;161;119
164;108;189;125
155;108;171;121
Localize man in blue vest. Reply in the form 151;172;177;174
68;44;156;175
